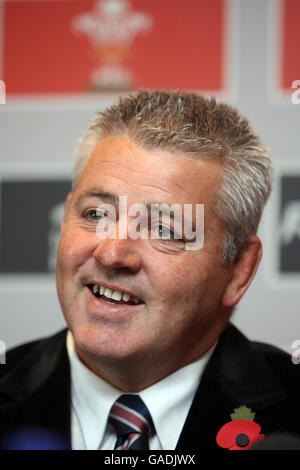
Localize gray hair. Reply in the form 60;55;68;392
72;90;273;266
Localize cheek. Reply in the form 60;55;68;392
57;230;94;271
157;253;226;315
153;257;207;304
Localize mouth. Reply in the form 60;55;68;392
87;284;144;306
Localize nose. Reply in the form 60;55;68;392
92;237;142;272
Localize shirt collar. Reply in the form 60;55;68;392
66;330;215;450
138;350;214;450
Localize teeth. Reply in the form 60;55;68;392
91;284;141;304
122;293;130;302
100;286;105;295
111;290;122;301
103;288;113;299
92;285;99;294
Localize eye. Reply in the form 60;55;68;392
84;208;108;221
155;225;178;240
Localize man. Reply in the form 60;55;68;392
1;90;300;451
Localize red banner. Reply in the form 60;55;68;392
2;0;227;95
280;0;300;91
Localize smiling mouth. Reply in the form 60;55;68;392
87;284;143;305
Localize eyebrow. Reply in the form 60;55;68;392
76;187;188;222
77;188;118;205
146;203;177;221
77;187;173;208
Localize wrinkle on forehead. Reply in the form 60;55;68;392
89;153;180;178
87;155;188;199
92;159;161;173
95;163;192;195
89;171;175;196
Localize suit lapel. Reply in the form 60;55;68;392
176;323;286;451
0;329;72;449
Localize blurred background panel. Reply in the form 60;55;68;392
0;0;299;353
2;0;227;94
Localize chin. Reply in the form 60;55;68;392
71;322;148;365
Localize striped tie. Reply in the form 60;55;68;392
108;394;154;450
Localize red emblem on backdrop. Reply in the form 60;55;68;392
2;0;227;94
72;0;153;91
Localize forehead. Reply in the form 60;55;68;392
75;136;221;205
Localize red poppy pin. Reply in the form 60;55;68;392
216;405;265;450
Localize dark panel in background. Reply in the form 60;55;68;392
0;180;71;273
279;175;300;274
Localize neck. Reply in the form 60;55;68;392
74;320;228;392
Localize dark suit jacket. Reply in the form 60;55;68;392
1;323;300;450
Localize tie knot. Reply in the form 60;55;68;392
109;394;153;439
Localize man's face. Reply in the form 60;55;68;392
56;136;233;370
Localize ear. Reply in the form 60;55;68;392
61;192;73;229
221;235;262;308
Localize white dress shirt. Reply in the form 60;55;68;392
66;331;215;450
